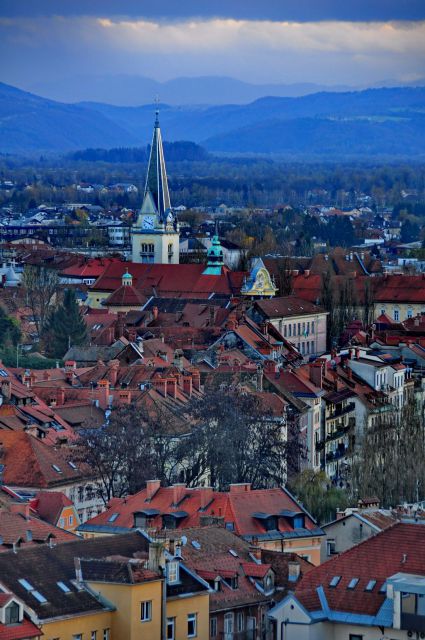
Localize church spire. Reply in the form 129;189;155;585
143;107;171;220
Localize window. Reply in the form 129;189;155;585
329;576;341;587
167;617;175;640
365;580;376;592
292;515;305;529
103;630;110;640
210;617;217;637
5;602;20;624
347;578;359;589
349;635;363;640
69;515;74;526
91;632;97;640
187;613;197;637
224;613;234;640
284;325;287;337
327;540;336;556
288;324;292;337
141;600;152;622
311;321;315;334
237;611;244;632
73;635;83;640
59;517;65;528
394;309;399;322
167;561;179;584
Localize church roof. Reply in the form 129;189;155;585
104;284;147;308
143;111;171;220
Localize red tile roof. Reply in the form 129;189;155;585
92;262;246;298
32;491;74;526
0;617;42;640
0;508;76;550
83;484;320;540
296;522;425;616
0;432;88;488
374;275;425;303
255;296;325;318
104;284;146;308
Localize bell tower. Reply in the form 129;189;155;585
132;109;180;264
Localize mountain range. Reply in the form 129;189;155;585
1;82;425;158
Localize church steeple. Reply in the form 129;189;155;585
203;225;225;275
143;108;171;220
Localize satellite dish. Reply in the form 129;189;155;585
180;535;187;546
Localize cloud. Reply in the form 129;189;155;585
0;15;424;88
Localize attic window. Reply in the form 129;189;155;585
347;578;359;590
365;580;377;592
0;370;8;377
52;464;62;473
108;513;119;523
329;576;341;587
225;522;234;531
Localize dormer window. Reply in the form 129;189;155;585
167;561;179;584
5;601;20;624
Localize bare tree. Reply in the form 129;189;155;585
351;401;425;507
177;389;301;490
22;265;59;338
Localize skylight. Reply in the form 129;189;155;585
57;581;71;593
347;578;359;590
379;582;387;594
52;464;62;473
108;513;119;523
0;370;8;377
32;590;47;604
229;549;238;557
365;580;377;592
68;461;77;470
191;540;201;550
329;576;341;587
18;578;34;591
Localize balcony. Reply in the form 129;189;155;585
326;425;350;442
326;446;348;462
326;401;355;421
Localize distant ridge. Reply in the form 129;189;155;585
1;82;425;157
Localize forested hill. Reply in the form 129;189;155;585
1;81;425;157
70;142;209;163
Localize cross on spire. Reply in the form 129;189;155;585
154;95;160;127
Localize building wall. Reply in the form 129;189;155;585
257;537;322;566
132;230;180;264
167;592;209;640
268;313;327;359
88;580;162;640
57;505;79;532
40;610;112;640
374;302;425;323
321;515;379;562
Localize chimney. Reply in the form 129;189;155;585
154;377;167;397
109;361;119;387
10;502;30;520
167;378;177;399
183;375;193;397
146;479;161;501
288;561;301;581
191;370;201;392
65;360;77;371
229;483;251;493
172;483;186;506
309;361;323;389
355;347;360;360
56;387;65;406
0;380;11;399
148;541;165;572
250;544;261;561
152;306;159;321
74;557;83;582
304;269;310;277
264;360;277;374
119;390;132;405
96;379;110;410
198;486;213;510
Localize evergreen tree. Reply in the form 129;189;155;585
0;305;21;348
43;290;87;358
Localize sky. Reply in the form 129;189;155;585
1;0;425;97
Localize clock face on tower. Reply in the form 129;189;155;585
142;215;155;230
